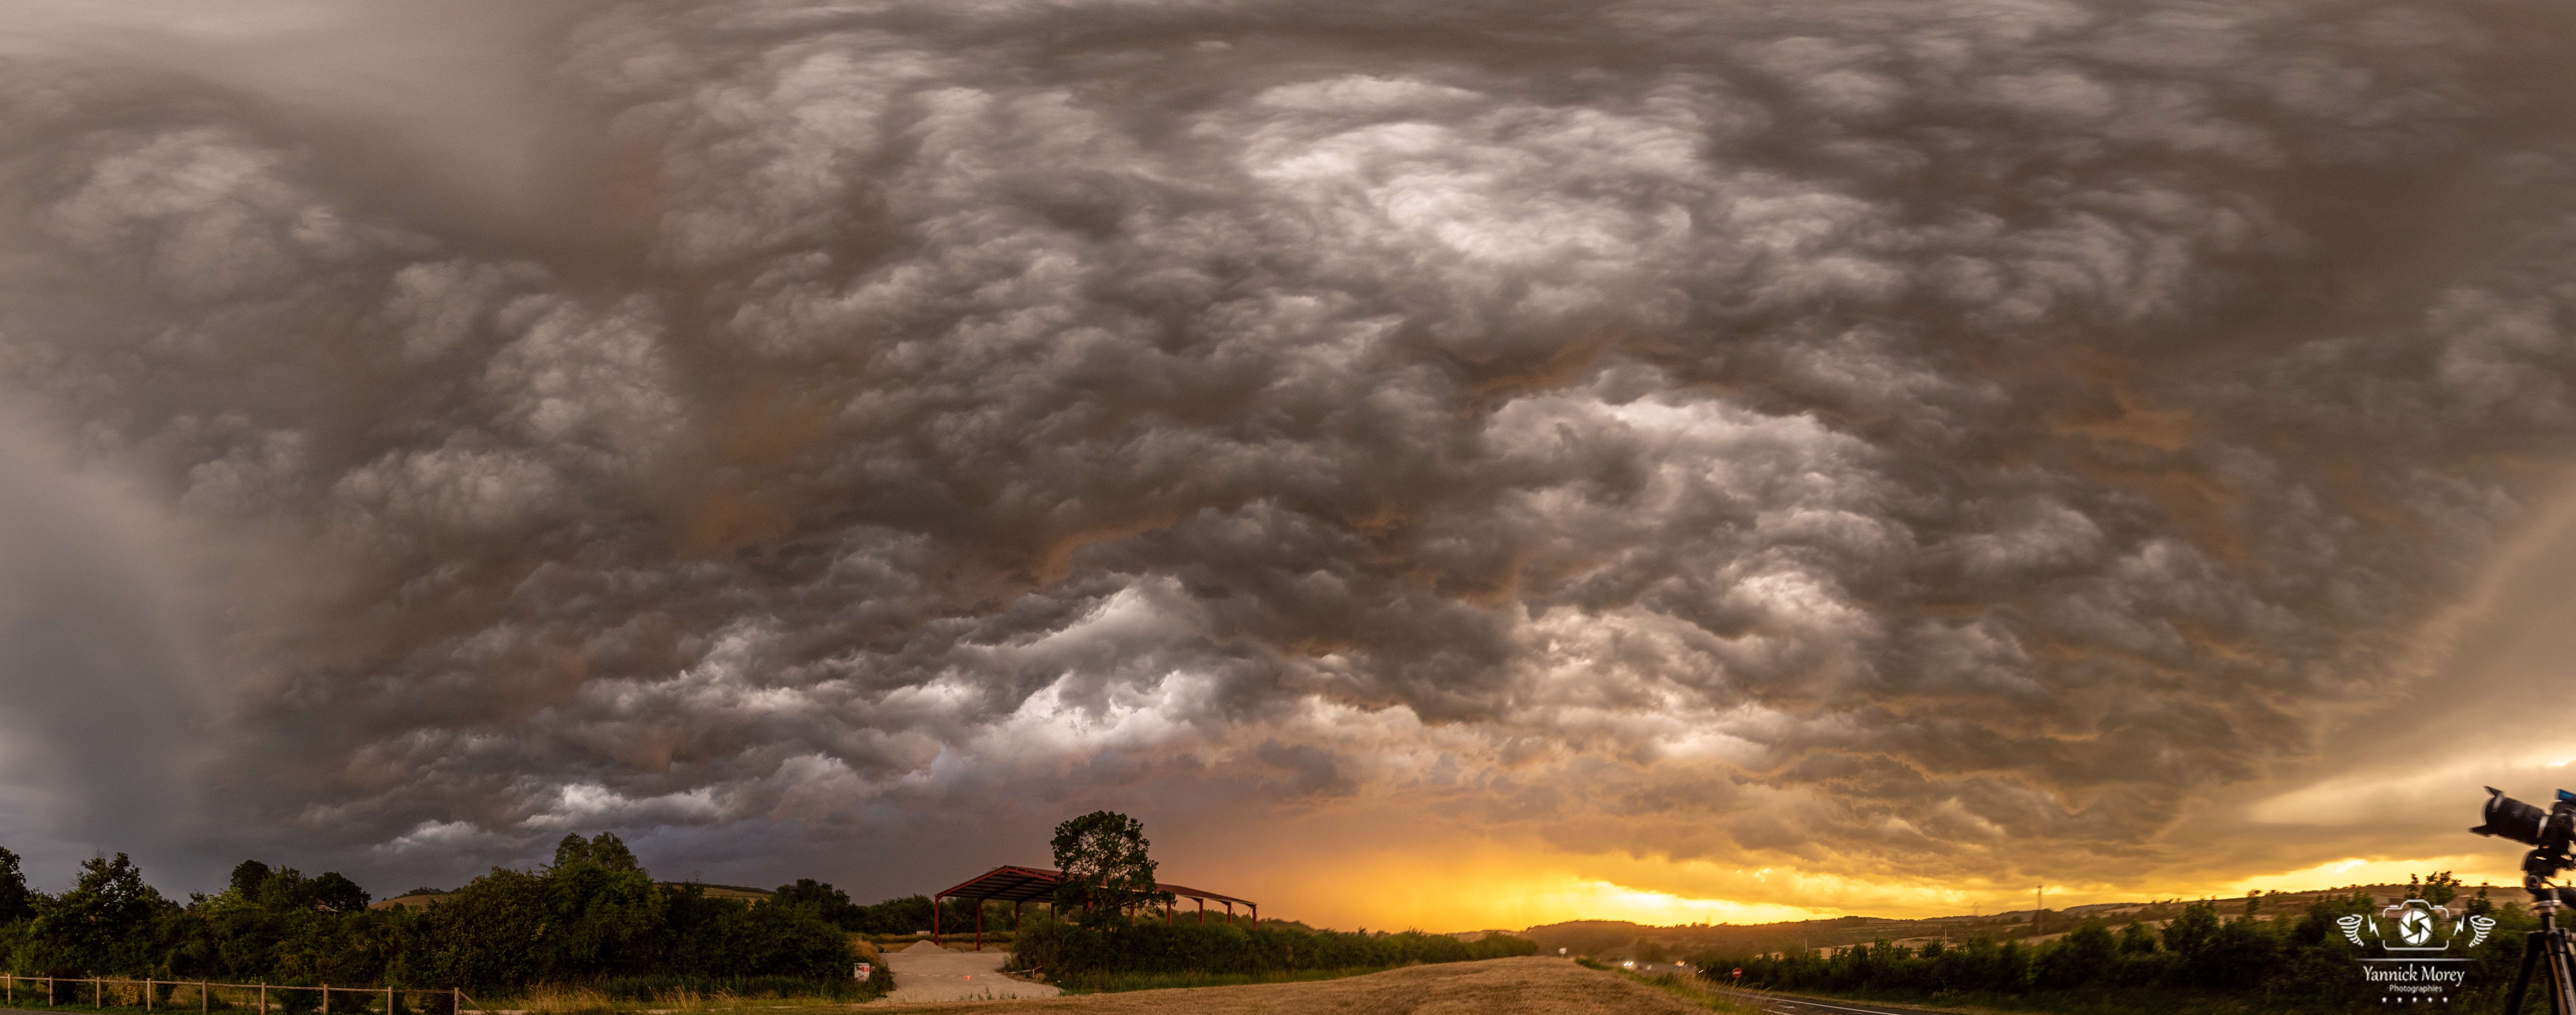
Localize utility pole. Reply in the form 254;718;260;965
2035;884;2043;936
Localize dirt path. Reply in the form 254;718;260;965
871;957;1726;1014
880;941;1063;1003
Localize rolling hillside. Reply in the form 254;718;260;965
1512;882;2488;959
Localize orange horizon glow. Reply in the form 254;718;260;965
1214;844;2531;933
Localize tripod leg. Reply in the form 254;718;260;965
2547;927;2576;1015
2509;931;2546;1015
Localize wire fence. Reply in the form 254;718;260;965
0;976;490;1015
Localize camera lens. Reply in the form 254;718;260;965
2473;789;2548;846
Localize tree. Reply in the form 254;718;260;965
2118;919;2159;954
1049;811;1171;928
537;832;663;977
229;860;273;897
586;833;643;873
856;894;936;934
251;867;327;911
32;853;171;974
0;846;38;924
773;879;860;930
2422;871;2461;908
2162;899;2221;958
310;872;371;913
551;833;596;870
415;867;549;991
2202;913;2279;989
2035;919;2115;989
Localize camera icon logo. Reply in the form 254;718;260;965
2336;898;2495;952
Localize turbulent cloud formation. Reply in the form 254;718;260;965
2;0;2574;917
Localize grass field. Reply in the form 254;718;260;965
873;956;1753;1014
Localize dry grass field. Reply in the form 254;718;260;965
869;957;1748;1014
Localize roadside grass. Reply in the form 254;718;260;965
1044;965;1413;994
1591;967;1761;1015
1698;984;2319;1015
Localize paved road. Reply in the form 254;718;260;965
1701;985;1959;1015
877;941;1062;1003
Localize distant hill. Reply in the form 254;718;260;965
368;882;776;911
662;882;776;900
368;891;445;911
1507;883;2492;960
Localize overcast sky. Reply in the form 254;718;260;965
2;0;2574;930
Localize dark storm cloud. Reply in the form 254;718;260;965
1;0;2573;894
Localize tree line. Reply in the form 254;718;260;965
1695;874;2541;1012
0;835;915;996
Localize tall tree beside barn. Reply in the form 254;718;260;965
1050;811;1172;929
0;847;37;924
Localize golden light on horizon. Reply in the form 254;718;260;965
1217;835;2543;933
1252;852;1840;931
2216;855;2523;899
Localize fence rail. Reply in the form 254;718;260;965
0;976;489;1015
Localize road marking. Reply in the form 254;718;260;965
1711;989;1925;1015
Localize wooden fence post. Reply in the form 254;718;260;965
149;978;156;1012
202;982;209;1013
321;984;329;1015
259;984;265;1014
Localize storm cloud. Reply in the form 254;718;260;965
2;0;2573;914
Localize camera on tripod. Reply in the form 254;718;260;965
2471;787;2576;1012
2473;787;2576;905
